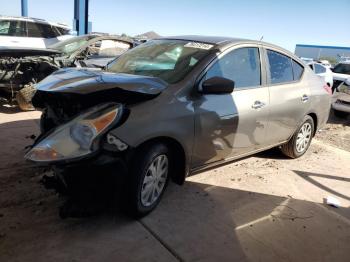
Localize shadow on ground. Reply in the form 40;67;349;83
1;169;350;262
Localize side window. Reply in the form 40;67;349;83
0;20;11;35
206;47;261;89
314;64;326;74
292;60;304;80
267;50;293;84
55;27;70;35
37;24;56;38
27;22;42;37
1;20;27;37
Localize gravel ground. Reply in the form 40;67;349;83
315;111;350;152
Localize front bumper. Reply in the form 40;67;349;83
332;87;350;113
332;100;350;113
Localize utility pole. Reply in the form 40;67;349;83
21;0;28;17
73;0;90;35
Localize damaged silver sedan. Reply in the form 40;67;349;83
25;36;331;217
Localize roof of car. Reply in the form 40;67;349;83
158;35;249;45
0;15;69;29
156;35;300;62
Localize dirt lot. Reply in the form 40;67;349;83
0;105;350;262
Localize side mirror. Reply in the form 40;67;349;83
201;77;235;94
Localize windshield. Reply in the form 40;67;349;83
333;63;350;75
50;35;95;55
107;39;214;84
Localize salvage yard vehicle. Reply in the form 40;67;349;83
331;62;350;118
0;34;133;109
25;36;332;217
0;16;71;48
308;62;333;89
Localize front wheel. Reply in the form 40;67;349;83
280;115;314;158
126;143;170;217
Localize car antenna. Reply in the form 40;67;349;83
259;35;264;41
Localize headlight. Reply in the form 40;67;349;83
25;103;122;162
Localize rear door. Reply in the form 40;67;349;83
263;48;309;145
192;46;269;167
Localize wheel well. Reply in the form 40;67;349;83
135;137;187;185
308;113;318;136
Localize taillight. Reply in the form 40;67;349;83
323;84;332;95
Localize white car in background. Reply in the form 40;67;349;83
0;16;72;48
308;62;333;89
319;60;332;69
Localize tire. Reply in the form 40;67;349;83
125;143;171;217
333;109;348;119
280;115;314;159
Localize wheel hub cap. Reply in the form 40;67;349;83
296;123;312;153
141;154;168;207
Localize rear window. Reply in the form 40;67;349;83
55;26;70;36
267;50;293;84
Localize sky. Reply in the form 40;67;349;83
1;0;349;52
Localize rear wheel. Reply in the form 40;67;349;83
280;115;314;158
125;143;170;217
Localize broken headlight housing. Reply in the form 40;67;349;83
25;103;122;163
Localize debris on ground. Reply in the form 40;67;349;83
326;196;340;208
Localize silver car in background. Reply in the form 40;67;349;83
25;36;332;216
331;62;350;118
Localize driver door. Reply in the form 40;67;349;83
192;46;269;168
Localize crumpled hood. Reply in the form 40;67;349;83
35;67;168;95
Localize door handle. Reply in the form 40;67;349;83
252;101;266;110
301;94;309;102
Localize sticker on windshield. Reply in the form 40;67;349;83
184;42;213;50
